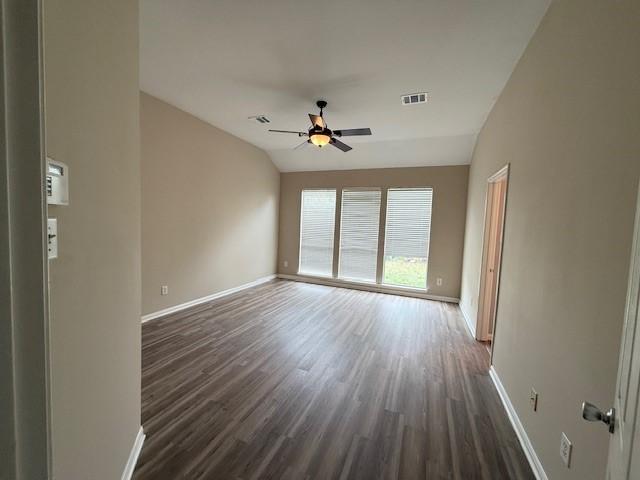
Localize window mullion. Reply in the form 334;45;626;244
375;188;388;285
332;187;342;279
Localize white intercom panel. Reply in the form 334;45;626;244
46;157;69;205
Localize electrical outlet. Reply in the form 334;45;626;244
161;285;169;296
283;260;288;268
436;277;443;286
560;432;572;468
530;388;539;411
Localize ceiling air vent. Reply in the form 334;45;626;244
401;92;428;105
249;115;271;124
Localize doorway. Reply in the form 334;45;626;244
476;165;509;354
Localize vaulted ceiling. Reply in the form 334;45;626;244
140;0;550;172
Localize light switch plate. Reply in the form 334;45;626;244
47;218;58;259
560;432;572;468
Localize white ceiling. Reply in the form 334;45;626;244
140;0;550;172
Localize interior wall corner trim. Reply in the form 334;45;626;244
459;304;476;339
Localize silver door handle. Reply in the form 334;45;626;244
581;401;615;433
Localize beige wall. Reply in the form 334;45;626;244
141;93;280;315
278;166;469;299
460;0;640;478
44;0;141;479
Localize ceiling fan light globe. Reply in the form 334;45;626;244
310;133;331;147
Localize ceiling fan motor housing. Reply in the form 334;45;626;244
310;101;330;145
309;125;332;135
309;127;332;147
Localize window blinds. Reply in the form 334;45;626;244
383;188;433;289
299;189;336;276
338;189;381;282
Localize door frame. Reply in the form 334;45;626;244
476;164;510;358
0;0;51;478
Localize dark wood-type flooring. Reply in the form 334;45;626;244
134;279;533;480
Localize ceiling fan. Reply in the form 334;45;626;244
268;100;372;152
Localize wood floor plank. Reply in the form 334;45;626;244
134;279;534;480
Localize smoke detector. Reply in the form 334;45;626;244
401;92;428;105
249;115;271;124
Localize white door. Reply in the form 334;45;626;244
601;184;640;479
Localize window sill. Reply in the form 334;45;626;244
381;283;428;293
297;271;333;279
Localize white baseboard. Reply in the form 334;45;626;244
141;274;277;323
121;426;145;480
277;273;460;303
459;304;476;339
489;366;548;480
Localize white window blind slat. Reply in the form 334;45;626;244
338;189;381;282
383;188;433;289
299;189;336;276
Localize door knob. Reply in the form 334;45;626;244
581;401;615;433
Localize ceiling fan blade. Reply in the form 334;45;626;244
294;139;311;150
333;128;371;137
309;114;325;129
268;129;307;136
330;138;352;152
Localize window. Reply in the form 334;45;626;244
298;186;434;291
383;188;433;289
338;189;381;282
298;189;336;276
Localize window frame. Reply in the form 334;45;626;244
296;185;434;293
381;187;433;291
297;188;337;278
337;187;382;284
